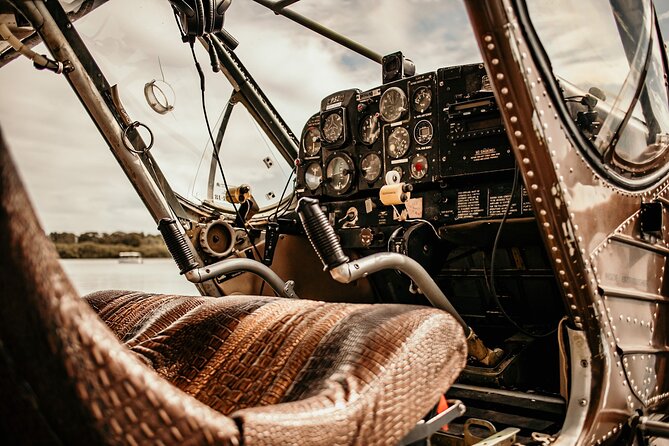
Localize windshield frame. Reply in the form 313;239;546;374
514;0;669;190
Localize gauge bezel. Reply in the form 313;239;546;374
359;113;381;145
360;152;382;183
379;86;408;122
304;162;323;191
413;120;434;146
412;85;433;113
320;109;347;148
324;152;355;195
301;126;322;156
410;154;428;180
386;126;411;159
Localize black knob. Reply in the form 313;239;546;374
297;197;349;271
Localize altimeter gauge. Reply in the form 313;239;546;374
386;126;410;158
326;154;354;193
322;113;344;143
360;114;380;145
304;162;323;190
302;127;321;156
413;86;432;113
379;87;408;122
360;153;382;183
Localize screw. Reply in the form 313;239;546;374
579;399;587;407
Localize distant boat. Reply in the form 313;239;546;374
118;251;143;264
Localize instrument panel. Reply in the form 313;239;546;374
295;63;521;239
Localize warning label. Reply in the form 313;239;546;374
456;189;484;220
470;147;500;162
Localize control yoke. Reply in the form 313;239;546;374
297;197;503;366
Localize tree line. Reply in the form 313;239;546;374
49;231;170;259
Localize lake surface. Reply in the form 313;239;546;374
60;258;199;296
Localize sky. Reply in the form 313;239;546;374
0;1;667;234
0;0;479;234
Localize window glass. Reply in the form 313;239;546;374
527;0;669;177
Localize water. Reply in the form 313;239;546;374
60;258;199;296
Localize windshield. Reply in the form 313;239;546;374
0;0;480;231
526;0;669;178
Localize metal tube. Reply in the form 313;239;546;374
251;0;383;64
208;35;299;162
640;418;669;438
330;252;470;333
184;257;297;299
207;95;236;201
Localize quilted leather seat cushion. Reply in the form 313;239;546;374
85;290;467;445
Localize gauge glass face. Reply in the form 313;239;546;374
326;155;353;192
360;153;382;183
379;87;408;122
387;127;410;158
304;162;323;190
414;120;433;145
410;154;428;179
360;114;380;145
413;86;432;113
322;113;343;143
302;127;321;156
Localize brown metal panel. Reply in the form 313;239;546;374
464;0;669;443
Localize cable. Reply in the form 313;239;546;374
272;167;296;222
187;39;263;260
487;167;558;338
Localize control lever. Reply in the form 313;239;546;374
297;197;503;366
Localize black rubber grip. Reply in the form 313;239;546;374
297;197;349;271
158;218;200;274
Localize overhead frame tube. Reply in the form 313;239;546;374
250;0;383;64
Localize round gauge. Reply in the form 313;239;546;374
360;114;380;145
304;162;323;190
413;86;432;113
414;120;433;145
387;126;410;158
410;154;428;180
326;154;354;193
379;87;408;122
360;153;382;183
302;127;321;156
322;113;343;143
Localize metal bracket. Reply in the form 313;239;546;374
471;427;520;445
398;399;466;445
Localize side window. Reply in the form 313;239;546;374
526;0;669;181
191;106;294;211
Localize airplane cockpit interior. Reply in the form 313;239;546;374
1;0;669;445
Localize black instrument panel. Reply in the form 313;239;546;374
295;63;523;237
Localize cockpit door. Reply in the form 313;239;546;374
465;0;669;443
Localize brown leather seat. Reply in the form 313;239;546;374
0;128;467;445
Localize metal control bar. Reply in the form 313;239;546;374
398;400;466;445
296;197;504;366
184;257;298;299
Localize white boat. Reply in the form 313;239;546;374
118;251;143;264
